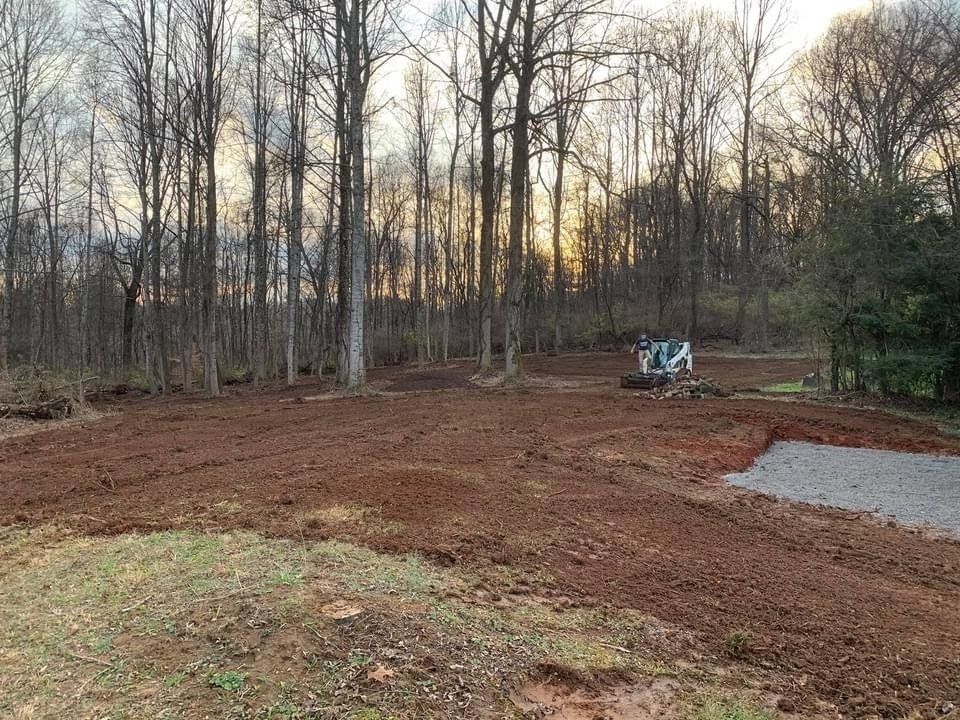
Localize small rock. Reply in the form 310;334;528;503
319;601;365;624
940;701;956;715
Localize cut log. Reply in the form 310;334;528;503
0;397;73;420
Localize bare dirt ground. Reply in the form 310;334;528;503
2;352;959;718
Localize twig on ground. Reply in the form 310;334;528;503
74;666;114;700
120;595;152;613
65;650;113;667
597;641;632;654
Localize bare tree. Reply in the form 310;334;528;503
246;0;275;382
31;91;74;368
92;0;180;391
274;0;314;385
178;0;234;395
0;0;64;370
728;0;787;343
539;5;598;352
402;60;438;366
470;0;522;372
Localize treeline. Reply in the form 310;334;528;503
1;0;958;399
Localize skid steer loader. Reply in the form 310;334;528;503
620;338;693;389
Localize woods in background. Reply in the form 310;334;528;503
0;0;958;399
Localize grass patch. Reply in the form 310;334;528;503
312;540;438;596
760;381;809;394
691;696;775;720
880;402;960;436
164;670;187;688
0;526;729;719
348;710;384;720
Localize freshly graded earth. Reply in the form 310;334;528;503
2;352;959;717
727;440;960;535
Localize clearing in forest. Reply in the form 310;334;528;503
1;353;958;720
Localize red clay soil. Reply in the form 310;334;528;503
1;355;959;717
521;351;813;391
365;351;812;393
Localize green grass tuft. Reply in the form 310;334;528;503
761;381;809;393
692;697;774;720
723;631;752;658
208;670;246;692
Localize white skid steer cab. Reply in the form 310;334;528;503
620;338;693;390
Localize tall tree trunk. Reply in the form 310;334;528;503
151;134;169;393
345;0;365;388
735;75;753;343
504;0;535;380
252;0;270;382
551;138;566;354
287;55;307;386
414;105;425;365
202;2;222;397
287;184;302;385
334;23;351;385
467;132;477;360
759;156;770;351
478;88;495;371
82;102;97;371
443;97;461;363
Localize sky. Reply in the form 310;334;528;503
674;0;870;48
397;0;873;53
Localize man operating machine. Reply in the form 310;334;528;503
631;333;654;373
622;334;693;389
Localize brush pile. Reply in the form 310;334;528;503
0;367;91;421
0;397;73;420
634;375;729;399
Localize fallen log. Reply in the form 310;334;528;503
0;397;73;420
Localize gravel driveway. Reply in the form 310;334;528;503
726;441;960;535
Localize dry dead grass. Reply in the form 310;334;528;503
298;503;406;536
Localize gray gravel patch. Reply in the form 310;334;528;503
725;441;960;535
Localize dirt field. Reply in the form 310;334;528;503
2;352;959;718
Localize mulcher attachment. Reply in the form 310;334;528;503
620;372;671;390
